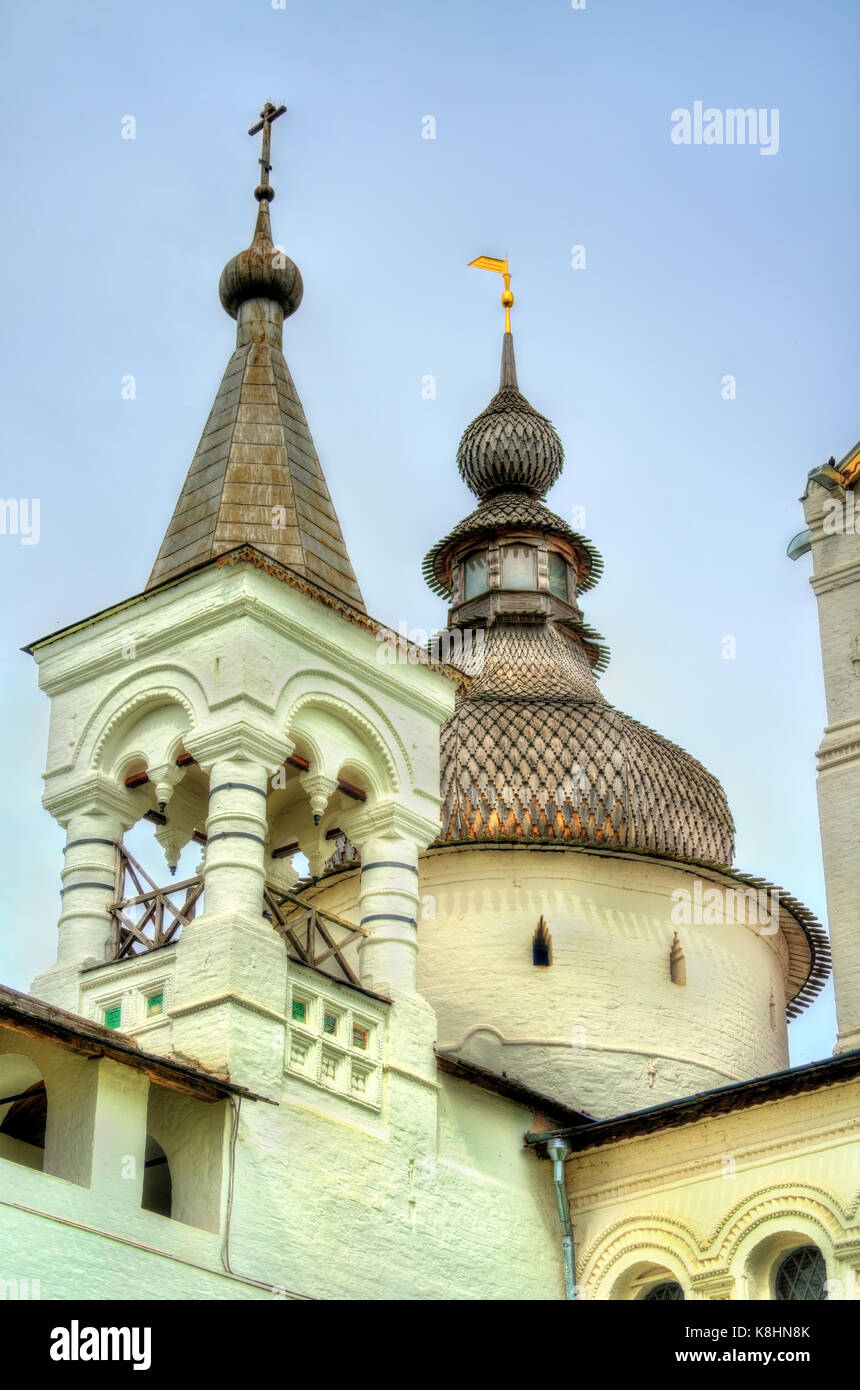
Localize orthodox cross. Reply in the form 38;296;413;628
248;101;287;191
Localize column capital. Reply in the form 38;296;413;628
43;775;141;831
340;798;440;854
185;721;293;775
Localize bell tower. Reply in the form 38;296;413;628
26;106;456;1085
797;441;860;1052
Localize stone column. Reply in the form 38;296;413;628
342;803;438;996
186;727;291;923
33;780;139;1006
172;727;292;1080
202;757;270;919
58;810;124;965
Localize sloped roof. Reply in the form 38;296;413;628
147;337;365;608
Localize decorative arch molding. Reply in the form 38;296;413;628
580;1214;704;1295
75;667;210;774
603;1248;694;1302
277;672;412;794
713;1182;855;1264
579;1181;860;1299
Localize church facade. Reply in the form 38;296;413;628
1;113;858;1302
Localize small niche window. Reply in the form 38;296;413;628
463;549;488;600
548;551;569;600
292;998;308;1024
103;1006;122;1031
775;1246;827;1301
146;991;164;1019
532;916;552;967
352;1024;369;1051
323;1011;339;1037
502;544;537;590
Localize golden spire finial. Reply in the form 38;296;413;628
469;255;513;333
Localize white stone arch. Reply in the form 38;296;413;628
75;666;210;776
0;1049;46;1174
277;672;412;797
715;1184;849;1300
579;1214;702;1300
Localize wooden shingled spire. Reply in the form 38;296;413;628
147;104;365;611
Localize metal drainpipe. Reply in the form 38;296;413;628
546;1137;576;1300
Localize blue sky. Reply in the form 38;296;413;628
0;0;857;1063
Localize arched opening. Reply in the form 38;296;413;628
642;1280;685;1301
0;1054;46;1173
141;1135;172;1218
774;1245;827;1301
607;1258;690;1301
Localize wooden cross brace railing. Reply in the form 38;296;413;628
263;884;368;987
110;846;204;959
108;846;367;986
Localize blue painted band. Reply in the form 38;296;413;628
361;861;419;875
360;914;418;927
210;782;267;798
60;881;116;896
207;831;266;846
64;838;118;852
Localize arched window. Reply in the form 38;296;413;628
141;1135;172;1218
774;1246;827;1301
501;544;537;590
548;551;569;600
462;549;488;600
643;1280;685;1301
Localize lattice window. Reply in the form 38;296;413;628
775;1246;827;1301
285;976;384;1109
642;1281;685;1301
84;970;171;1035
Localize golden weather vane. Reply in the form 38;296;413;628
469;255;513;332
248;101;287;193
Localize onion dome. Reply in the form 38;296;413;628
428;290;735;865
457;334;564;499
219;192;303;319
440;623;736;864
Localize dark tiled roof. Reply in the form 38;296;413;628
435;1048;594;1125
525;1047;860;1154
0;984;270;1104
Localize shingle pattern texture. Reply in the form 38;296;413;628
457;385;565;499
147;341;365;609
439;622;736;863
